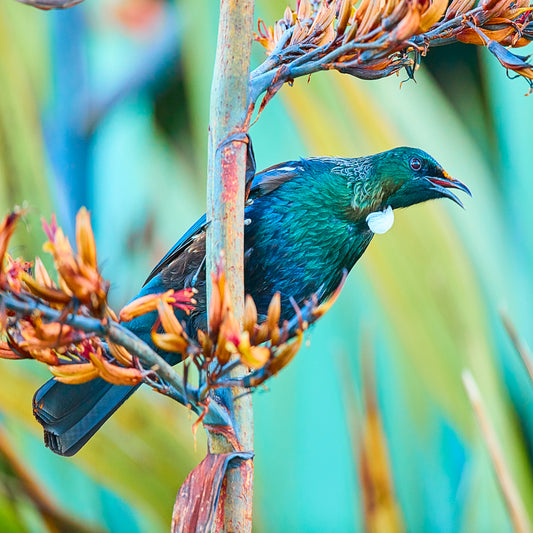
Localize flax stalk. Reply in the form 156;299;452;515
206;0;255;531
463;371;532;533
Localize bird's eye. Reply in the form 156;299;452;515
409;157;422;171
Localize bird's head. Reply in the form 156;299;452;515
369;146;471;211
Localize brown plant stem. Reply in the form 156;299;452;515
462;370;532;533
206;0;255;531
500;311;533;385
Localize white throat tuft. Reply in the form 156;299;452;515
366;206;394;234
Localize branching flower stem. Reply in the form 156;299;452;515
249;1;533;106
0;291;236;425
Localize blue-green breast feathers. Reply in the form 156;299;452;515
142;145;469;326
244;158;373;312
242;146;470;313
32;145;471;457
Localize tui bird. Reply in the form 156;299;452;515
33;146;470;456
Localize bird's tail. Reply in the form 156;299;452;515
33;377;139;456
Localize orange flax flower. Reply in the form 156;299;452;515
42;209;109;316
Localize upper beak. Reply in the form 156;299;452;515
426;172;471;208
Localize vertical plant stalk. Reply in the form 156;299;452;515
462;371;532;533
500;312;533;385
206;0;255;531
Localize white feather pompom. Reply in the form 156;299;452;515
366;206;394;234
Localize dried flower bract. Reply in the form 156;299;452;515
0;208;343;432
252;0;533;98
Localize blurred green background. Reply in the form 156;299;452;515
1;0;532;531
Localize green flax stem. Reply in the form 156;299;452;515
206;0;255;532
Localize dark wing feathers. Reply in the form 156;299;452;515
143;160;303;286
32;154;305;457
143;214;207;286
248;161;303;198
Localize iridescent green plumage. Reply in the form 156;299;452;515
245;146;469;313
33;146;470;456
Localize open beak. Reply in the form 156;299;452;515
427;172;471;208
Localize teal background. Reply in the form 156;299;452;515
0;1;533;531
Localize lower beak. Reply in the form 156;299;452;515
427;176;471;208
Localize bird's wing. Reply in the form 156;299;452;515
143;214;207;286
248;160;304;198
143;159;303;286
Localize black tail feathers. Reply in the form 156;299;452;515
33;378;139;456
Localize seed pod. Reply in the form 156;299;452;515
337;0;354;35
243;295;258;338
108;341;133;366
88;348;142;386
419;0;447;31
269;332;304;375
50;362;100;384
21;272;71;305
266;292;281;333
0;211;21;271
76;207;97;269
